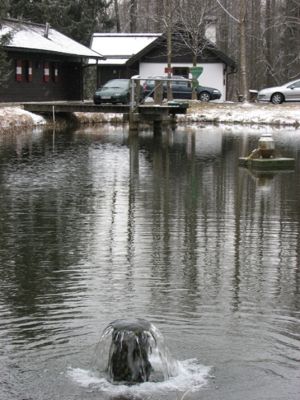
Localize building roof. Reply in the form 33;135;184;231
90;33;161;65
89;32;235;69
0;18;104;59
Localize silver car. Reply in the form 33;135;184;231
257;79;300;104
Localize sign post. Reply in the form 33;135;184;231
190;66;203;89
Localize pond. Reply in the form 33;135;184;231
0;123;299;400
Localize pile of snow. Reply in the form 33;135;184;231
73;112;125;124
178;102;300;126
0;107;46;131
1;102;300;131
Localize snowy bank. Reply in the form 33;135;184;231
73;112;124;124
0;106;46;132
75;102;300;127
1;102;300;132
178;102;300;126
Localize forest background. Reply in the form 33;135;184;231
0;0;300;101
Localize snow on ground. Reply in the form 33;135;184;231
1;102;300;132
73;112;125;124
0;106;46;131
178;101;300;126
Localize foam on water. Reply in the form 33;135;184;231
68;359;211;396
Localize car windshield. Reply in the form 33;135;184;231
104;80;129;89
288;80;300;88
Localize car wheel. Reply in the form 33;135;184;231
199;91;211;102
271;93;284;104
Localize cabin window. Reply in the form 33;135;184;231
15;60;22;81
15;60;33;82
23;60;33;82
50;63;59;82
43;62;50;82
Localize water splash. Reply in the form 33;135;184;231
92;318;179;384
68;359;210;397
68;318;211;396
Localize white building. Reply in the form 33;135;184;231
90;32;236;101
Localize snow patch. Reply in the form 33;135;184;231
0;107;46;130
177;102;300;126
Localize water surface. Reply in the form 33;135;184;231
0;124;299;400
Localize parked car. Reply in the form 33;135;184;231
94;79;141;104
142;75;221;102
257;79;300;104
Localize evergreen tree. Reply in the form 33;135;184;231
8;0;114;45
0;0;12;88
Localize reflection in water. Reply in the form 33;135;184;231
0;125;299;400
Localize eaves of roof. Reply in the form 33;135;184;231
208;45;236;68
126;32;236;69
125;35;163;66
4;45;103;59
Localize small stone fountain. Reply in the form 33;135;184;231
93;318;178;385
239;133;295;170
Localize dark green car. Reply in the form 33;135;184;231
142;75;221;102
93;79;131;104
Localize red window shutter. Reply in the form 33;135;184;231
28;61;33;82
54;65;59;82
43;62;50;82
16;60;22;82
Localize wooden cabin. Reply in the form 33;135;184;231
0;18;104;102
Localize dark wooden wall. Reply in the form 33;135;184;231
0;51;83;102
140;43;224;64
96;63;139;87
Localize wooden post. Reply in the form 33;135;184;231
129;112;140;135
153;119;162;136
153;80;163;104
129;76;141;134
52;105;55;125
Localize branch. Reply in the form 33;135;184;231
215;0;239;23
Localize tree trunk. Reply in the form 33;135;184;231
114;0;120;33
239;0;248;101
265;0;274;86
166;0;173;101
155;0;164;32
192;54;197;100
130;0;137;33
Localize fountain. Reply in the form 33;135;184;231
93;318;178;385
239;132;295;170
68;318;211;396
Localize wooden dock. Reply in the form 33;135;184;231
23;101;129;114
22;101;188;133
22;101;188;116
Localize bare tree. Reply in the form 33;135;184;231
130;0;138;32
114;0;121;32
239;0;248;101
107;0;300;100
175;0;217;99
165;0;174;100
216;0;249;101
175;0;216;64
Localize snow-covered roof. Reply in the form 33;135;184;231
91;58;129;66
0;18;104;59
90;33;161;65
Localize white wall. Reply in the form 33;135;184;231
139;62;226;101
